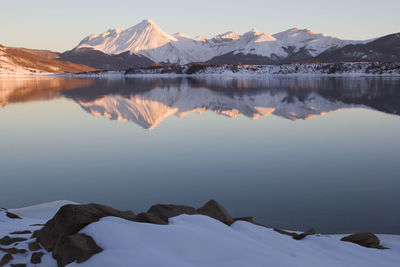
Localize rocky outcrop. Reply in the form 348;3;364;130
36;203;135;251
147;204;198;223
36;203;135;266
341;232;384;249
197;200;234;225
52;233;102;266
135;212;168;225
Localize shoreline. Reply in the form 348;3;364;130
1;200;399;266
1;62;400;78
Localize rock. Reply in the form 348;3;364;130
341;232;384;249
52;233;102;267
0;236;27;246
10;264;26;267
197;200;234;225
28;241;42;251
36;203;136;251
5;212;21;219
233;217;269;228
30;251;44;264
135;212;168;225
274;228;297;237
274;228;316;240
147;204;197;223
293;228;316;240
0;247;27;254
10;230;31;235
0;254;13;267
233;216;255;223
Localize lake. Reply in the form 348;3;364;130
0;76;399;234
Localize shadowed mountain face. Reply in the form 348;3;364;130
315;33;400;63
58;48;154;70
2;77;399;130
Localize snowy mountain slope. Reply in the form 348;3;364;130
75;19;369;65
272;28;361;56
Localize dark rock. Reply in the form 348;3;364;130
0;247;27;254
5;212;21;219
28;241;42;251
10;264;26;267
0;236;27;246
0;254;13;267
341;232;384;249
293;228;316;240
135;212;168;225
36;203;135;251
30;251;44;264
274;228;316;240
53;233;102;267
10;230;31;235
197;200;234;225
233;217;269;228
233;216;254;223
273;228;297;237
147;204;197;223
30;224;44;227
31;230;39;239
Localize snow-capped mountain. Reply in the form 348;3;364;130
75;19;364;64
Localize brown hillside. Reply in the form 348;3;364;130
4;46;97;73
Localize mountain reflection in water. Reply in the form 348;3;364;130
1;76;400;234
1;76;399;130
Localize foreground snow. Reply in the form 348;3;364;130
1;201;399;267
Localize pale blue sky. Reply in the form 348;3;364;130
1;0;399;52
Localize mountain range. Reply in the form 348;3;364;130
1;19;399;73
69;19;399;69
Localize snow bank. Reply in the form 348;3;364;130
73;215;400;267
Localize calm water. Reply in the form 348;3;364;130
1;76;399;234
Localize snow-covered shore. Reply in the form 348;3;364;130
58;62;400;78
1;201;399;267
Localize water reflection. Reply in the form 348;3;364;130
1;76;400;129
1;76;400;234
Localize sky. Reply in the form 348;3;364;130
1;0;399;52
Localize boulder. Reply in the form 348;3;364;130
341;232;384;249
52;233;102;267
147;204;197;223
197;200;234;225
36;203;135;251
30;252;44;264
135;212;168;225
0;254;13;267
